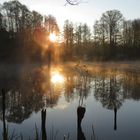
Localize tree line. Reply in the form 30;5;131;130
0;0;140;63
63;10;140;61
0;0;59;63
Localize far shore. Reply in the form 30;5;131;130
65;60;140;73
0;60;140;73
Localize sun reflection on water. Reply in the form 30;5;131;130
51;71;65;84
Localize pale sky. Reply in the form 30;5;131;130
0;0;140;30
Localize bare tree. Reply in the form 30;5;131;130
132;19;140;47
94;20;107;46
44;14;59;34
65;0;82;5
101;10;123;47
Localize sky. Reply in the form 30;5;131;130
0;0;140;30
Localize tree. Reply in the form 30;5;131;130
74;24;82;56
75;23;82;46
123;20;133;47
32;10;43;29
82;23;91;44
44;14;59;34
132;19;140;47
63;20;74;46
101;10;123;47
20;4;32;30
0;13;2;29
94;20;106;46
3;1;13;31
0;4;7;30
63;20;75;59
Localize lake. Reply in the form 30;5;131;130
0;63;140;140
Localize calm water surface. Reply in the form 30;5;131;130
0;64;140;140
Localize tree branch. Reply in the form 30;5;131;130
65;0;81;5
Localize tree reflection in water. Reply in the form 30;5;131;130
94;72;124;130
0;65;140;139
93;70;140;131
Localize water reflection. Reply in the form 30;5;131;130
94;74;124;130
0;64;140;139
51;71;65;84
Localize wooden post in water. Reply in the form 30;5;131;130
114;108;117;130
77;106;86;140
41;109;47;140
2;89;8;140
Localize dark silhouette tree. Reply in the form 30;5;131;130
44;14;59;34
100;10;123;47
132;19;140;47
94;20;106;47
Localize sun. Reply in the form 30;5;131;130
49;33;57;42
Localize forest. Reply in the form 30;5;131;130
0;0;140;63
